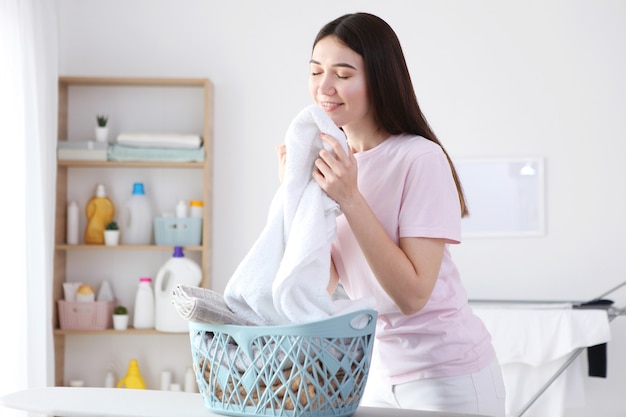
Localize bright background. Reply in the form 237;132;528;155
28;1;626;416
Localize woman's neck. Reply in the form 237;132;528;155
344;125;389;153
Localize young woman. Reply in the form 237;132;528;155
286;12;506;416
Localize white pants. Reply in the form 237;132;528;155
361;359;506;417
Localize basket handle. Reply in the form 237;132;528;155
349;310;376;330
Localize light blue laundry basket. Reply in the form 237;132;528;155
189;309;377;417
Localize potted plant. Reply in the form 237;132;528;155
104;220;120;246
112;305;129;330
95;114;109;142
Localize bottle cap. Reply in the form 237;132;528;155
95;184;106;198
189;200;203;207
139;277;152;283
172;246;184;258
132;182;145;195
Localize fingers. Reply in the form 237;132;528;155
319;133;348;159
317;133;346;173
313;154;333;180
276;143;286;182
275;143;286;159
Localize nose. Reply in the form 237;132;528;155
318;74;336;96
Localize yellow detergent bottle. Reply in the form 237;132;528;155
84;183;115;244
116;359;146;389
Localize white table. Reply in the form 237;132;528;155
1;387;483;417
472;303;611;417
5;308;609;417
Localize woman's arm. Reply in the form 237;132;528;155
313;134;443;314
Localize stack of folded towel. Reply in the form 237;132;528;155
108;133;204;162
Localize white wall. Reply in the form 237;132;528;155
56;0;626;415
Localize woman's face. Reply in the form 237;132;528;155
309;36;371;129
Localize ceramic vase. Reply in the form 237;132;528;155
113;314;129;330
95;126;109;142
104;230;120;246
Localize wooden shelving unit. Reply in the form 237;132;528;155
53;76;213;387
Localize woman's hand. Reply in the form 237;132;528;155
312;133;359;207
276;143;286;182
314;134;441;315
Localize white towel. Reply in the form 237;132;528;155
224;105;374;325
116;133;203;149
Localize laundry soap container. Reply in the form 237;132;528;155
155;246;202;332
84;184;115;244
133;277;155;330
117;359;146;389
121;182;153;245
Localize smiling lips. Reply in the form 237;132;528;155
320;101;342;111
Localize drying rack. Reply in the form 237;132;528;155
471;280;626;417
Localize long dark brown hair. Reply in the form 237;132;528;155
314;13;468;217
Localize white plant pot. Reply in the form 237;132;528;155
95;126;109;142
104;230;120;246
113;314;129;331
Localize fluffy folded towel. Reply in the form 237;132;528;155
107;144;204;162
116;133;203;149
223;104;375;325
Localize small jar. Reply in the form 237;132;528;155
189;200;203;218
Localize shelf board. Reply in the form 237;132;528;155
59;76;209;88
58;160;204;168
55;244;203;251
54;328;188;336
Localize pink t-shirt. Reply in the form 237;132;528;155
331;134;495;383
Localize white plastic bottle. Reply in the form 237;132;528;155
175;200;188;218
133;277;155;329
104;370;116;388
96;280;115;302
154;247;202;332
67;201;79;245
121;182;153;245
184;368;196;393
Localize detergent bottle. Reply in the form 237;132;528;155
133;277;155;329
116;359;146;389
84;184;115;244
155;246;202;332
121;182;153;245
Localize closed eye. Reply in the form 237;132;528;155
310;58;356;79
310;72;349;79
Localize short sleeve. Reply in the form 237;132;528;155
398;147;462;243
